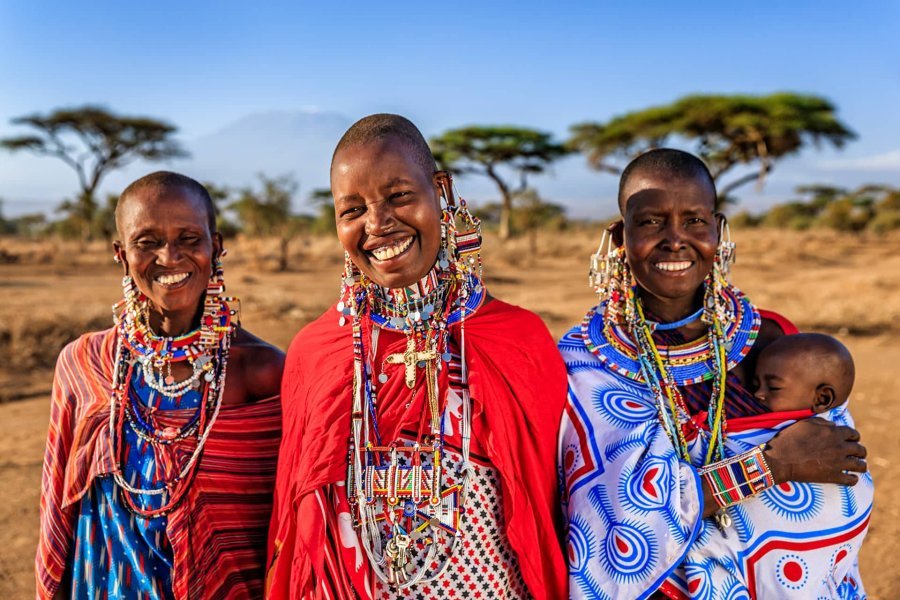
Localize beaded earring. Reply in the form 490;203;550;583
588;229;633;326
438;172;483;283
702;219;737;329
121;274;149;328
337;251;362;326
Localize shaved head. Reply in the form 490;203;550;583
618;148;716;213
331;113;436;178
116;171;216;237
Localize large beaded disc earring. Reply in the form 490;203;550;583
437;171;483;285
589;227;632;327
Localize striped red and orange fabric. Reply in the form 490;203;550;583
36;328;281;599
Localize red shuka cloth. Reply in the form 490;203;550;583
36;328;281;600
266;299;569;600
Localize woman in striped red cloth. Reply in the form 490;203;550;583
36;171;284;599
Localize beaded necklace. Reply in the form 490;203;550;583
583;283;759;465
107;262;238;518
344;195;484;589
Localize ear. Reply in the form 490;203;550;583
112;241;129;275
212;232;224;262
433;170;454;207
715;213;727;238
608;220;624;247
813;383;838;413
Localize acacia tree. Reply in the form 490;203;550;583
0;105;187;239
568;93;856;208
229;173;300;271
430;126;570;239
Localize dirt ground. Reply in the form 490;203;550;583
1;229;899;598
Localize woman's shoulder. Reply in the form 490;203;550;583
229;328;285;400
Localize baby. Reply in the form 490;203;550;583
754;332;855;413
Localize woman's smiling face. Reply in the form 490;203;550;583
331;137;443;289
115;186;219;322
620;169;719;310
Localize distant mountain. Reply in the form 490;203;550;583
175;109;353;206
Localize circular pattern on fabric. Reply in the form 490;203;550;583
776;554;809;590
581;286;760;385
626;458;672;511
602;524;652;577
591;385;657;428
566;515;596;573
761;482;822;520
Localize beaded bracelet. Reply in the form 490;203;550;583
698;444;775;509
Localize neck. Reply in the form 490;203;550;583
149;306;201;337
638;287;704;327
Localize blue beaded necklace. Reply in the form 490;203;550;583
647;306;705;331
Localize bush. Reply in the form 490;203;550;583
761;203;816;230
814;199;872;232
867;209;900;233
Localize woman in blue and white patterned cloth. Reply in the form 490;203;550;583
558;149;872;599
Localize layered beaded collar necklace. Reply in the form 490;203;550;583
582;282;760;465
344;261;483;588
107;263;238;518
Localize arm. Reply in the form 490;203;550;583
35;347;80;599
697;417;867;518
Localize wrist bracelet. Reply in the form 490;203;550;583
698;444;775;509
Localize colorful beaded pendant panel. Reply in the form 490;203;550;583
581;284;760;386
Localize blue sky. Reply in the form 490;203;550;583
1;1;898;218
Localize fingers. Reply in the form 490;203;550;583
842;455;868;473
836;472;860;487
836;426;861;442
846;442;868;460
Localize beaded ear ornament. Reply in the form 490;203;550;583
341;172;486;588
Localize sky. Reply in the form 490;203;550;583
1;1;898;218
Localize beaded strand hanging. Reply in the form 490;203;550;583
342;174;486;588
107;257;239;518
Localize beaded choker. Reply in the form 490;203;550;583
581;284;759;386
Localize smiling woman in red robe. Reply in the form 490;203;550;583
266;114;568;600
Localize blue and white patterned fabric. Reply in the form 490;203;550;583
70;365;196;600
558;324;873;600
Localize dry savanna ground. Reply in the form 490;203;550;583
1;228;899;598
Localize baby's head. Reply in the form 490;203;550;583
754;333;855;414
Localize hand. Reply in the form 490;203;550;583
764;418;867;486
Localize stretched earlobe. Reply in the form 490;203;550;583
608;220;624;247
112;241;128;275
434;170;455;207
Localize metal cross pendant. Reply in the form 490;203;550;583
385;336;437;389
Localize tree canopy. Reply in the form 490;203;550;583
430;126;570;239
1;105;187;239
568;93;856;205
229;173;300;271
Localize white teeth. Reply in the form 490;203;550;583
155;272;190;285
371;237;413;261
655;261;692;272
